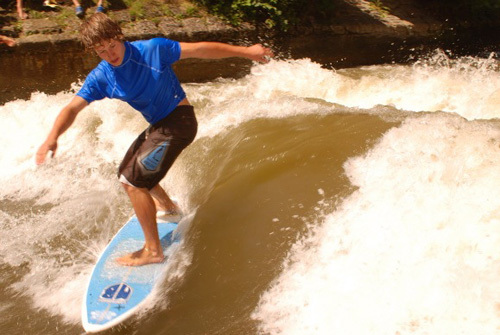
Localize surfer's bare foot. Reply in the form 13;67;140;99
156;201;182;222
156;203;181;216
116;247;164;266
149;185;181;217
154;198;180;214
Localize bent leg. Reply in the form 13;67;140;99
149;184;179;213
117;183;164;266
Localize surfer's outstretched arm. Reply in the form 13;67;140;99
36;96;88;165
179;42;273;63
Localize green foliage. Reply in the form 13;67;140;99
27;10;45;19
192;0;336;30
54;7;74;28
235;0;289;28
369;0;390;16
463;0;500;13
123;0;146;20
185;5;200;17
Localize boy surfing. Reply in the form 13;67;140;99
36;13;273;266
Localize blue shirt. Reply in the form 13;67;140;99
77;38;186;124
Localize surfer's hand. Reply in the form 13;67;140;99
247;44;274;63
36;140;57;165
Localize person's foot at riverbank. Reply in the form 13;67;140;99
72;0;104;18
0;35;16;47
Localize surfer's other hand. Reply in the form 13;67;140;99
36;140;57;165
247;44;274;63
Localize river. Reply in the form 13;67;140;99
2;48;500;334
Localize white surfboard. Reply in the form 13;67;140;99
82;215;181;333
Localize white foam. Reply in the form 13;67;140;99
188;52;500;122
0;85;205;323
331;51;500;120
183;61;328;139
0;90;152;323
253;113;500;334
11;262;92;323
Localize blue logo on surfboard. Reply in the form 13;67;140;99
99;283;133;304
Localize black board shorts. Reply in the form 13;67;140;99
118;105;197;190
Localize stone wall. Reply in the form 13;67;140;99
1;0;499;104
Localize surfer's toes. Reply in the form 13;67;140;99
116;255;164;266
116;249;164;266
156;211;181;222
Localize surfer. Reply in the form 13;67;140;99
36;13;273;266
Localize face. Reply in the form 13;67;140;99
93;39;125;66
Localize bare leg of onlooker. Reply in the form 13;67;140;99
16;0;28;20
72;0;84;18
96;0;105;12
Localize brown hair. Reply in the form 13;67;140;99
80;13;124;49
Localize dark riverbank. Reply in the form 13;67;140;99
1;0;500;105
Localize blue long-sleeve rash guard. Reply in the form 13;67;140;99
77;38;186;124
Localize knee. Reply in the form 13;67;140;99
121;182;137;195
122;183;143;194
121;182;150;197
119;174;138;194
